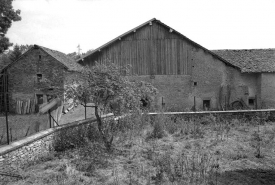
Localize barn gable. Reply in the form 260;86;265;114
78;18;238;75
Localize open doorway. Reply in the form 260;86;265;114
203;99;211;111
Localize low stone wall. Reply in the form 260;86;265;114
0;117;102;181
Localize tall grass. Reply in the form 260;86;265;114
10;113;275;185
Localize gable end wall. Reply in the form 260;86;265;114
7;48;67;112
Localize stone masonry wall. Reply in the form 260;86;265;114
131;47;241;111
7;47;67;112
261;73;275;108
0;118;98;182
228;68;261;108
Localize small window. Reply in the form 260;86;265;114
37;74;42;82
203;100;211;110
249;98;255;106
39;55;42;59
36;94;43;105
194;82;197;86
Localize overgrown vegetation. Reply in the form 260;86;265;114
6;113;275;185
0;114;49;145
65;62;157;151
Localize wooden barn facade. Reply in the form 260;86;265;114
78;18;242;111
78;18;259;111
79;18;234;76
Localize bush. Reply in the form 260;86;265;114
53;123;101;152
152;149;219;184
200;114;216;125
146;115;167;139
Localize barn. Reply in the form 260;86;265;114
0;45;82;113
77;18;251;111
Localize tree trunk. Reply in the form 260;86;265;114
94;105;113;151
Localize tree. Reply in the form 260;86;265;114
0;0;21;53
67;52;81;60
9;44;21;61
8;44;32;61
67;49;94;61
18;44;32;54
0;52;12;70
0;44;32;71
65;63;157;150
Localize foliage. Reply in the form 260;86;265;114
146;115;167;140
152;149;219;185
65;62;157;150
0;51;12;70
53;123;101;152
67;49;94;61
0;44;32;71
9;44;22;61
0;0;21;53
67;51;81;60
8;113;275;185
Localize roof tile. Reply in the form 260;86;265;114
38;45;83;72
212;49;275;73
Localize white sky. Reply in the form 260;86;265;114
6;0;275;54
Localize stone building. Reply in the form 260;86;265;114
0;45;82;113
213;49;275;109
77;18;275;111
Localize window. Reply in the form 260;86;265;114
194;82;197;86
36;94;43;105
249;98;255;106
39;55;42;59
37;74;42;82
203;100;211;110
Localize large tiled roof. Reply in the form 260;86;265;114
38;45;83;72
212;49;275;73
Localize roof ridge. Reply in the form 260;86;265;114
36;45;83;71
77;18;239;70
77;18;157;62
36;45;74;61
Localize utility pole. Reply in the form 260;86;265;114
77;44;82;56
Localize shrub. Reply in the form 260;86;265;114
53;123;101;152
146;115;167;140
200;114;216;125
152;149;219;184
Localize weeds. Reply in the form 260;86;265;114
53;123;101;152
250;131;263;158
151;147;219;185
9;113;275;185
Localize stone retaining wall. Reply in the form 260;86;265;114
0;117;100;182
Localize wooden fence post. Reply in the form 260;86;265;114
3;73;10;145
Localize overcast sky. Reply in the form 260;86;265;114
6;0;275;54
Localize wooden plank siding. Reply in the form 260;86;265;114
83;22;198;76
